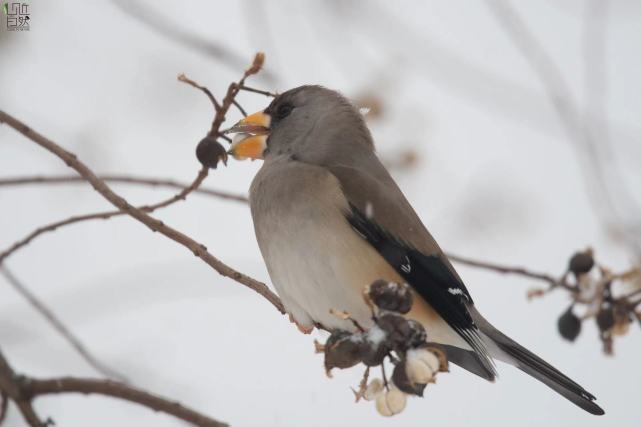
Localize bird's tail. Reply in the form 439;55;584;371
469;307;604;415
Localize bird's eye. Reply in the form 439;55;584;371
275;102;293;120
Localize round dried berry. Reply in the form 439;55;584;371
405;320;428;349
568;250;594;277
196;136;228;169
324;331;363;371
368;280;413;314
376;312;427;353
558;305;581;342
360;327;390;367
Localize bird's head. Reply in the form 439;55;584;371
225;85;373;164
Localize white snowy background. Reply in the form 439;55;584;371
1;1;640;426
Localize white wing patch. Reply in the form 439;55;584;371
400;256;411;273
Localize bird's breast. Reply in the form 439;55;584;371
249;161;401;330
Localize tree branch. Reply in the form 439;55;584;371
0;266;126;381
0;167;208;265
447;253;567;289
0;174;248;203
0;348;227;427
0;349;45;427
0;56;284;315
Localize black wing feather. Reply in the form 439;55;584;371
347;204;495;374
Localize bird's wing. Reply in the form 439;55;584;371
325;161;496;378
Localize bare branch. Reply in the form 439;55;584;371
0;174;248;203
0;56;285;314
1;266;126;381
0;350;44;427
22;376;228;427
447;253;561;288
0;349;227;427
237;84;278;98
0;168;209;265
231;99;248;117
178;73;221;111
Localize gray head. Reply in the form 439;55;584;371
226;85;374;166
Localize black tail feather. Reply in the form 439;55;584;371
470;307;604;415
498;338;604;415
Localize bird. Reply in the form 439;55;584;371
225;85;604;415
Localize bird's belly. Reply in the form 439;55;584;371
257;212;464;348
259;211;400;331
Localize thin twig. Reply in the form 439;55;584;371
178;73;221;111
447;253;572;290
231;99;247;117
0;174;247;202
237;84;277;97
207;55;265;138
0;168;209;265
1;266;126;381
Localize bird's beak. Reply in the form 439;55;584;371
225;111;271;160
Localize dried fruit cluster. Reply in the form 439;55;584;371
317;280;448;417
528;248;641;355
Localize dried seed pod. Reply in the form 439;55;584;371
196;136;227;169
596;305;615;333
392;360;426;397
360;326;390;367
558;305;581;342
404;320;428;349
568;249;594;277
376;312;409;350
428;346;449;373
376;312;427;353
612;308;632;337
367;280;413;314
611;319;630;337
324;331;363;372
405;347;439;384
363;379;384;401
375;387;407;417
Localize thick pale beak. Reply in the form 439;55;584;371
225;111;271;160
